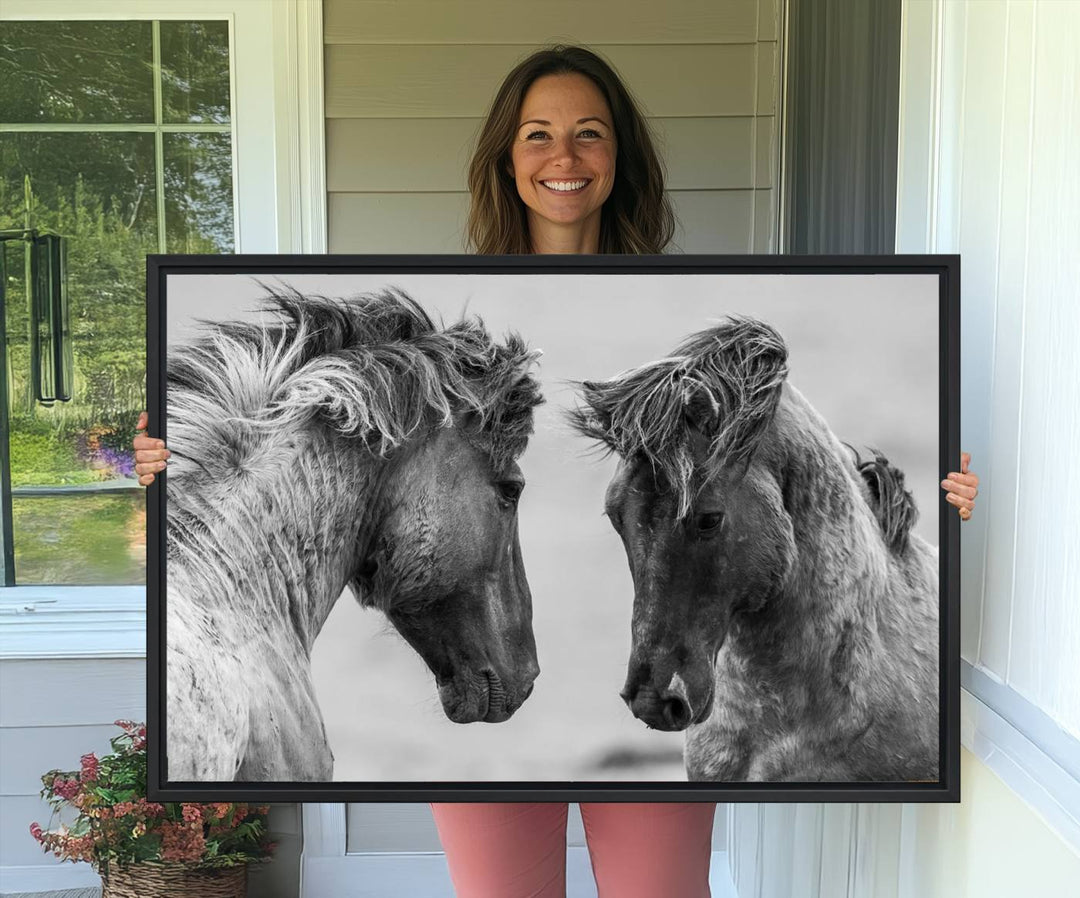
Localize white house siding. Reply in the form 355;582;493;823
0;660;144;868
324;0;781;255
0;659;144;894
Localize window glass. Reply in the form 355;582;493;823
160;21;231;124
0;20;233;585
0;21;155;124
164;133;234;253
12;494;145;585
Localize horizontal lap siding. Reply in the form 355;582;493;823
325;0;781;255
329;189;760;254
324;0;761;45
0;724;124;796
325;45;760;118
0;660;145;728
0;658;146;868
327;117;769;192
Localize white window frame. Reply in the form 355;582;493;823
0;0;326;660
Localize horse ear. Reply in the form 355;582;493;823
682;378;720;437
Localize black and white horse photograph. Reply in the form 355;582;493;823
161;269;942;785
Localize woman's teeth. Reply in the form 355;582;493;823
542;179;589;192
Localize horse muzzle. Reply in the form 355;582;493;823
621;669;714;732
438;666;536;724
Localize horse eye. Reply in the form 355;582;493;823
696;512;724;533
498;480;524;504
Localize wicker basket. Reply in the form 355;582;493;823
100;862;247;897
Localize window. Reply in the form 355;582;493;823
0;0;320;660
0;18;234;585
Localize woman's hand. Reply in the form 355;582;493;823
941;452;979;521
133;411;170;486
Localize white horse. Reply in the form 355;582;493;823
166;286;542;781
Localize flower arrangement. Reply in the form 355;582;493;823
30;721;274;876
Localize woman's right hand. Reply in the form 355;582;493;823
133;411;170;486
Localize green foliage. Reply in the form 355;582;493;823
31;722;275;874
0;22;156;124
8;429;88;485
12;493;145;585
1;159;151;421
1;21;234;430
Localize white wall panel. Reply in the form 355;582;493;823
953;0;1009;671
1005;2;1080;730
906;0;1080;737
979;0;1036;679
788;805;824;898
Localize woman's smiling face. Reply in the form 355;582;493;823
509;73;617;240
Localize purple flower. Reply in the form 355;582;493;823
96;447;136;479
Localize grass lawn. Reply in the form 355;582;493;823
12;492;145;584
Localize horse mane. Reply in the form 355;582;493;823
849;447;919;555
567;317;789;516
167;283;543;474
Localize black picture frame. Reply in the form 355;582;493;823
147;253;960;803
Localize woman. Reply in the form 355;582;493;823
135;45;979;898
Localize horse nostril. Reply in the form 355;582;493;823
523;682;534;701
662;695;692;730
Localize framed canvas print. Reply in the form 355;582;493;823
147;254;960;802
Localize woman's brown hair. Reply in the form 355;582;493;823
466;45;676;255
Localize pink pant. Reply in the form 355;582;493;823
431;802;716;898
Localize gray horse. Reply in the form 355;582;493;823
166;286;543;781
569;317;939;782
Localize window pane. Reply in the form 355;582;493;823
1;132;156;456
2;132;154;585
0;21;154;124
12;493;145;585
164;133;235;252
1;19;234;586
0;133;159;238
160;21;232;124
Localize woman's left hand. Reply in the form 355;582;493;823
133;411;170;486
941;452;979;521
